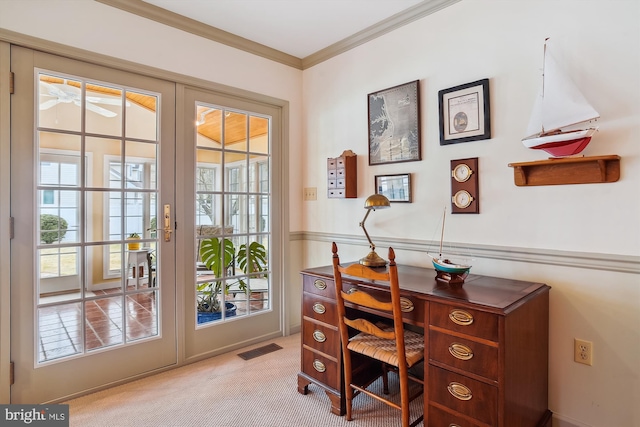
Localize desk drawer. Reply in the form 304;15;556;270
303;294;337;324
429;366;498;426
303;275;335;299
429;329;498;381
342;283;425;326
303;319;339;355
302;347;340;391
430;302;498;342
428;404;485;427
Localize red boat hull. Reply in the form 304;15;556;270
530;136;592;157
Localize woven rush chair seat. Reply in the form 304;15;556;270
331;242;424;427
347;326;424;368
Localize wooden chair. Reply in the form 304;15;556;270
331;242;424;427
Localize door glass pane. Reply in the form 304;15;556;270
126;91;158;141
196;107;222;148
85;137;121;189
195;103;271;326
38;302;82;362
249;116;269;154
35;70;161;363
85;83;122;137
86;296;124;351
224;111;247;150
38;75;81;132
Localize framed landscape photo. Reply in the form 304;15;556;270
368;80;421;165
439;78;491;145
375;173;412;203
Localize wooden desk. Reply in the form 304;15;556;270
297;264;552;427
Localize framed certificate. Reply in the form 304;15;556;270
439;79;491;145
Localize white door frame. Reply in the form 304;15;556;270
0;41;12;404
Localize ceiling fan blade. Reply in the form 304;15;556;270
39;81;67;98
85;101;117;118
86;96;131;107
39;99;59;110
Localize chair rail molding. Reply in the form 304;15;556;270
292;231;640;275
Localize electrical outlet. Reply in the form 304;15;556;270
303;187;317;201
574;338;593;366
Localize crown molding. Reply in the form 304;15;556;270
301;0;461;69
95;0;303;69
96;0;461;70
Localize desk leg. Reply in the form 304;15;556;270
325;391;344;416
297;375;310;395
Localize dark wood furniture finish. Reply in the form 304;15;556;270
327;151;357;198
297;264;552;427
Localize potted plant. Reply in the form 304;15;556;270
127;233;141;250
197;237;267;324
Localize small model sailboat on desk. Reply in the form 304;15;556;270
428;208;471;285
522;38;599;158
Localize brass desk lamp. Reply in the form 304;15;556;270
359;194;391;267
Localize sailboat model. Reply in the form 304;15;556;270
428;208;471;284
522;38;599;158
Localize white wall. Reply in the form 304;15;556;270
300;1;639;426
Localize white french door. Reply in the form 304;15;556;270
10;47;177;403
181;86;283;360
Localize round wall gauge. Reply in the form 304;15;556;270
452;190;474;209
452;163;473;182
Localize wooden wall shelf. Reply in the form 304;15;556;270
508;155;620;186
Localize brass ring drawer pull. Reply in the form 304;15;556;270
312;330;326;343
313;279;327;290
312;303;326;314
449;309;474;326
447;382;472;401
312;359;326;373
449;342;474;361
400;297;414;313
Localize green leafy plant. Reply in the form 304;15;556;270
40;214;68;244
128;232;140;239
197;237;267;313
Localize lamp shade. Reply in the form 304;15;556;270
364;194;390;210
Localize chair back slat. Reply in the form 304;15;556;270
338;263;390;282
344;317;396;340
341;289;393;312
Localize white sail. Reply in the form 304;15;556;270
525;41;599;139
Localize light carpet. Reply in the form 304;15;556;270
66;333;424;426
